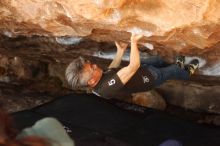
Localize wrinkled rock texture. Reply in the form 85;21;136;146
0;0;220;49
1;0;220;75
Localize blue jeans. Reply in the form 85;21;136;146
141;56;189;87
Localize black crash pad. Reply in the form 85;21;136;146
13;93;220;146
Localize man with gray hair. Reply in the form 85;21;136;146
66;33;199;99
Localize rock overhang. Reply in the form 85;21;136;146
0;0;220;75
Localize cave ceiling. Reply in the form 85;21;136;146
0;0;220;75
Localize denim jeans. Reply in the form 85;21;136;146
141;56;189;87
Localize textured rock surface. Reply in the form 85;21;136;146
1;0;220;75
158;80;220;114
132;90;166;110
0;0;220;49
0;80;72;113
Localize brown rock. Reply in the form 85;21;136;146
0;55;10;69
10;57;27;78
197;115;220;126
158;80;220;114
0;0;220;52
0;66;6;75
132;90;166;110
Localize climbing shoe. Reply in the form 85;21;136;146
187;59;199;75
176;55;185;69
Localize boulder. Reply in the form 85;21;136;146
0;0;220;50
132;90;166;110
158;80;220;114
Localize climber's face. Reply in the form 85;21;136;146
82;61;103;87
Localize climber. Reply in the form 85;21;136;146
65;33;199;99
